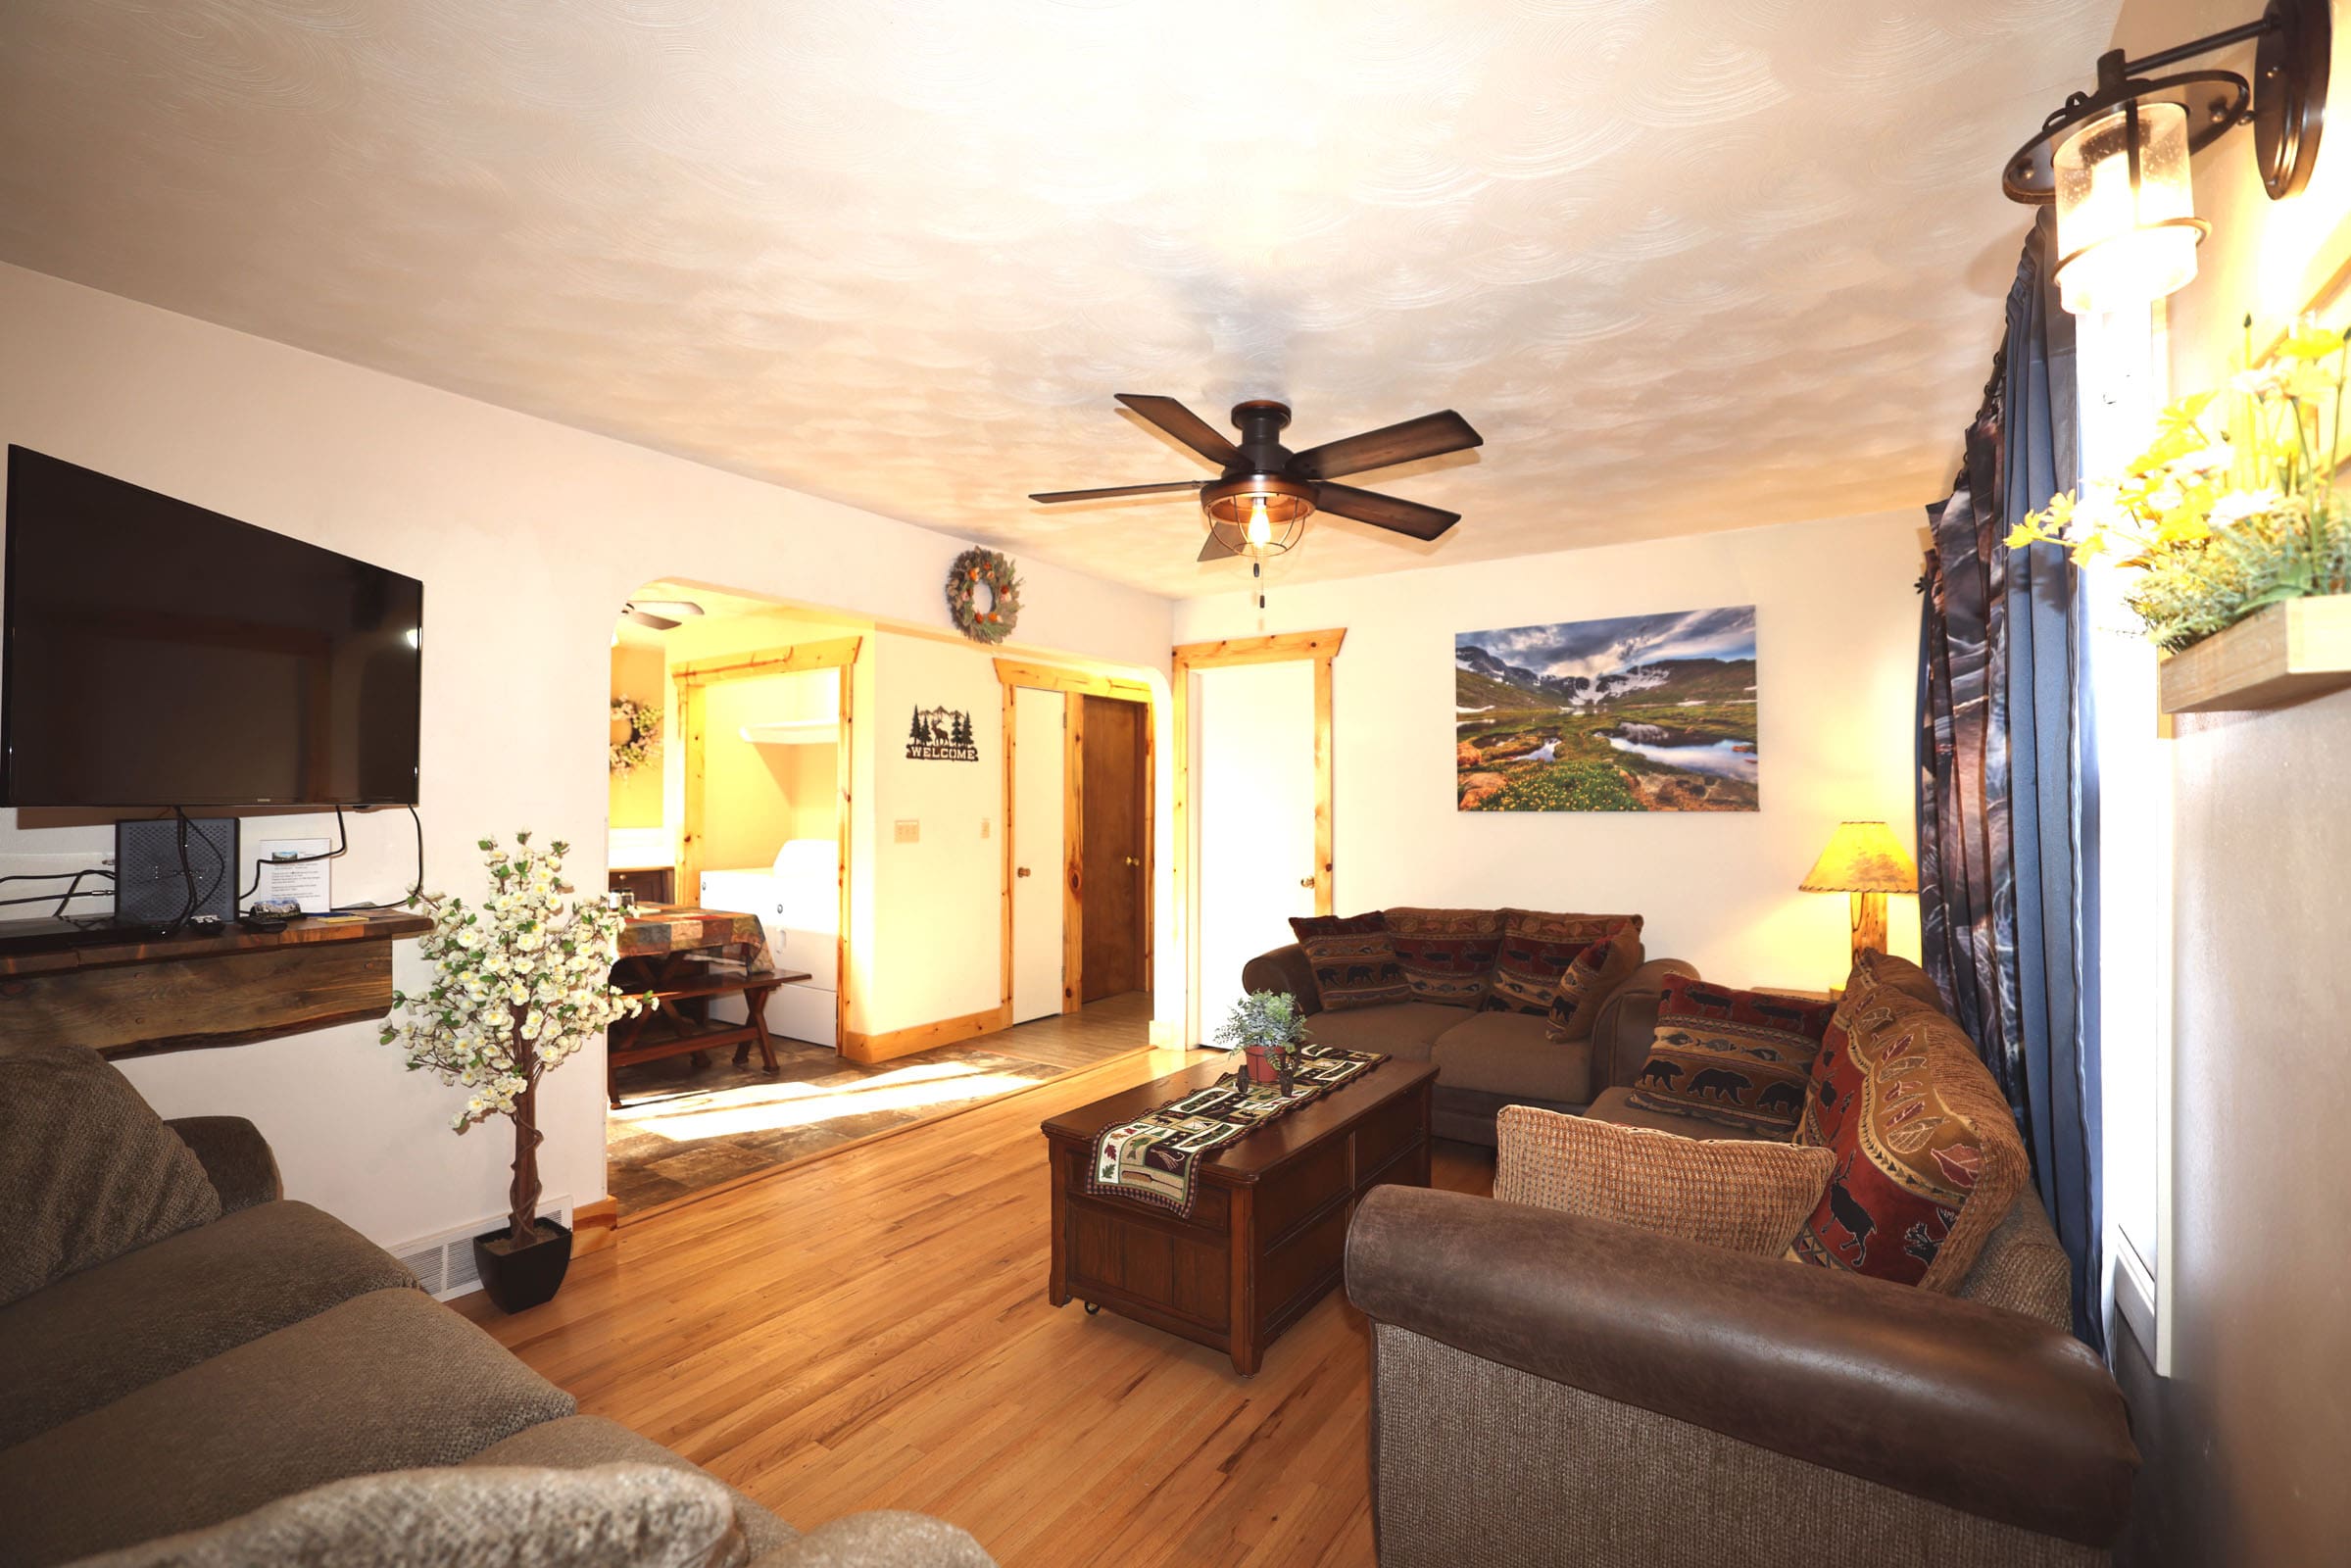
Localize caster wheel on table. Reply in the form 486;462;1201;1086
1084;1301;1101;1316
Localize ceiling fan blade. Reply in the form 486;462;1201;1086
623;608;682;631
1312;482;1461;542
1029;480;1205;504
1198;528;1243;563
1289;410;1484;480
1114;394;1243;467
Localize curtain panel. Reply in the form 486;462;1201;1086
1916;219;2105;1348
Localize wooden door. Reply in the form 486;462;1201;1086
1080;694;1148;1001
1011;687;1067;1022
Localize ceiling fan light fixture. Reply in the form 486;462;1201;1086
1200;472;1312;559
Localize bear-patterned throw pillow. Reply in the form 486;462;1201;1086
1542;934;1636;1042
1790;982;2028;1292
1382;906;1503;1007
1479;910;1638;1015
1288;912;1412;1012
1625;975;1837;1134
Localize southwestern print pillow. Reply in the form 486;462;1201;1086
1479;910;1638;1015
1542;934;1637;1042
1790;987;2028;1292
1625;976;1837;1133
1288;912;1412;1012
1382;906;1503;1007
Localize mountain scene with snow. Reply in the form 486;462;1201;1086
1455;606;1758;811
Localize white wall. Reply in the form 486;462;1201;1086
1172;509;1926;993
859;631;1006;1036
0;262;1172;1249
2097;3;2351;1563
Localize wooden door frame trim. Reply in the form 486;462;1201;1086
995;660;1153;1021
1170;629;1347;1048
672;634;862;1052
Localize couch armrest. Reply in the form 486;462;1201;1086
1345;1185;2135;1547
751;1511;996;1567
1240;943;1321;1016
1588;956;1697;1089
165;1116;282;1213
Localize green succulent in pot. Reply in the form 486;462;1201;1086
1214;990;1311;1091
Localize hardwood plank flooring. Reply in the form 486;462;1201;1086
471;1048;1494;1567
607;992;1152;1217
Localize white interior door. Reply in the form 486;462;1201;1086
1193;661;1319;1044
1010;686;1066;1022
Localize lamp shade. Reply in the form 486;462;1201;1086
1799;821;1919;894
2051;98;2205;315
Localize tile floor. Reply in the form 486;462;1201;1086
605;991;1155;1215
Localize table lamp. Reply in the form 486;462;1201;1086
1800;821;1919;959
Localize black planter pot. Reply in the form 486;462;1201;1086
471;1217;571;1314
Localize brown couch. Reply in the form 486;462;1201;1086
1342;957;2137;1566
0;1051;991;1568
1242;917;1694;1144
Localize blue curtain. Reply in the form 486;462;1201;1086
1916;217;2105;1348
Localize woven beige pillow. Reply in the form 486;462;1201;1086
1494;1104;1836;1257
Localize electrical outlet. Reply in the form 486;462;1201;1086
894;819;920;844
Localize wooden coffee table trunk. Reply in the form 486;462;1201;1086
1041;1059;1436;1375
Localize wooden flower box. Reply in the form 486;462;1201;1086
2159;595;2351;714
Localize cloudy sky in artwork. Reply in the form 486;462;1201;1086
1459;605;1756;681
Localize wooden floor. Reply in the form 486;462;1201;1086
606;993;1153;1216
473;1047;1495;1567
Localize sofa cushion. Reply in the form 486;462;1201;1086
468;1415;795;1561
0;1287;575;1567
1288;912;1412;1011
0;1199;417;1450
1495;1105;1835;1256
1790;988;2029;1293
1478;912;1605;1015
1432;1010;1593;1106
72;1463;745;1568
1582;1087;1780;1143
1624;976;1837;1134
1541;934;1636;1043
1381;906;1502;1008
1300;1002;1457;1060
1847;947;1946;1011
0;1041;221;1308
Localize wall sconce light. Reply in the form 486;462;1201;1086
2004;0;2330;315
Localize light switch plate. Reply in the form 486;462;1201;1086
894;819;919;844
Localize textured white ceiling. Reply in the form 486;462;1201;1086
0;0;2119;599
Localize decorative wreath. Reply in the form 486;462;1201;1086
610;696;662;774
947;547;1022;645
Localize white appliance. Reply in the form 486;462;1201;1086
701;839;839;1048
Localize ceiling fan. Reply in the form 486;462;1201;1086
1031;395;1483;564
620;598;707;631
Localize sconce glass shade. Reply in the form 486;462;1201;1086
2052;98;2207;315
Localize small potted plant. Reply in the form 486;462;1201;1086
1213;990;1311;1092
382;832;647;1313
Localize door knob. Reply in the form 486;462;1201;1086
1016;866;1032;878
1298;877;1316;889
1124;856;1140;867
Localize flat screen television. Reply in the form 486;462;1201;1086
3;447;422;808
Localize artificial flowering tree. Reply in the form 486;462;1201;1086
382;832;646;1254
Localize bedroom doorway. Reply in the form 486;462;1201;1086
997;660;1155;1023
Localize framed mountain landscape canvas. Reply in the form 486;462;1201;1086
1456;606;1758;811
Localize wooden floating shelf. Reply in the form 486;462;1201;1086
0;910;431;1060
2160;596;2351;715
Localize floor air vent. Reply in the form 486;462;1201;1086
391;1196;569;1301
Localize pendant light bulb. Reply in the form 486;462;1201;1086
1246;496;1272;550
